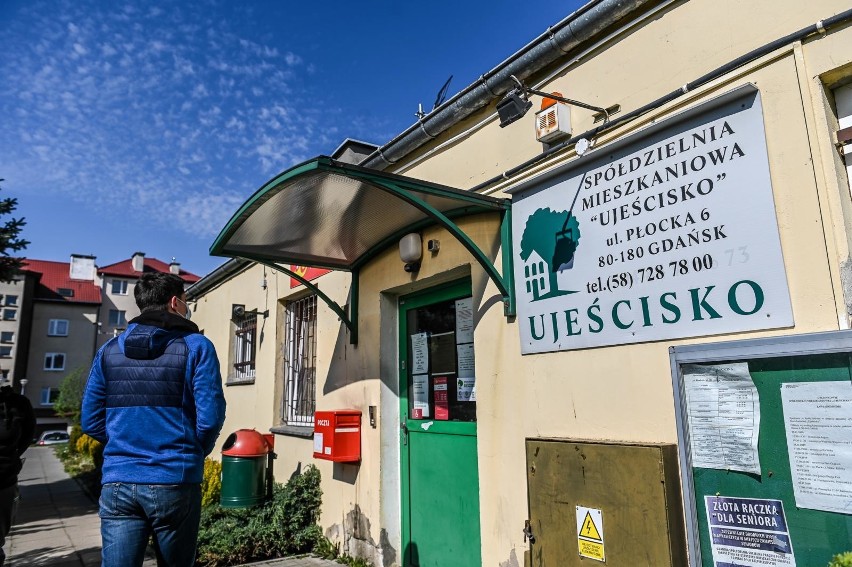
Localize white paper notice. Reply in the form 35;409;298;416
412;373;430;419
683;363;761;474
455;297;474;344
411;332;429;374
781;381;852;514
457;377;476;402
456;343;476;402
457;343;475;377
313;432;323;454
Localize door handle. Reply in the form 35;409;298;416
523;519;536;544
401;422;409;446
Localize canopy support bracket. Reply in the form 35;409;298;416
378;181;516;318
256;260;359;345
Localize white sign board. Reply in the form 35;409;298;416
511;89;792;353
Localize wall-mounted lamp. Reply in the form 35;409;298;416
498;75;612;128
232;304;270;320
399;233;422;273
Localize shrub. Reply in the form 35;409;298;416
829;552;852;567
68;426;83;454
201;459;222;508
196;465;323;566
54;366;88;425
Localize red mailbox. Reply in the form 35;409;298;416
313;410;361;462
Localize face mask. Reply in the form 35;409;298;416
176;298;192;321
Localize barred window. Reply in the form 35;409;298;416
282;295;316;426
232;313;257;382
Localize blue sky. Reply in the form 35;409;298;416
1;0;583;277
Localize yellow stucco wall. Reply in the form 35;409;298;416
193;1;852;564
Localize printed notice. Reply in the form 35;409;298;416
457;377;476;402
411;333;429;374
457;343;475;377
705;496;795;567
683;363;761;474
313;432;323;454
434;376;448;420
412;373;430;419
455;297;474;344
781;381;852;514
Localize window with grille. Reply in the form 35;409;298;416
282;295;317;426
231;313;257;382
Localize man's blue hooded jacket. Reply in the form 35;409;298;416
82;311;226;485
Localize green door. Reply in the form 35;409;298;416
400;280;481;567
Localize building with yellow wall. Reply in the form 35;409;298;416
188;1;852;565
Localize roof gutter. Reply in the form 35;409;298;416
361;0;657;170
186;258;253;300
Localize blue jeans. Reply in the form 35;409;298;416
99;483;202;567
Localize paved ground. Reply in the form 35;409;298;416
8;446;340;567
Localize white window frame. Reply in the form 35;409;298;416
108;309;127;327
44;352;65;371
0;331;14;343
40;387;60;406
110;279;129;295
282;295;317;426
48;319;69;336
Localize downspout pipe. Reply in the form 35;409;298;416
361;0;656;170
470;7;852;192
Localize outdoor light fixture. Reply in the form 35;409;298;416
498;75;611;128
399;233;422;273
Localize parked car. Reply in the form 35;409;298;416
36;430;70;445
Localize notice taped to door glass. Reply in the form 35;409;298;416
411;333;429;374
780;381;852;514
412;373;429;419
705;496;796;566
683;363;761;474
455;297;474;344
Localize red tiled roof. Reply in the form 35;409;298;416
98;257;200;283
22;260;102;304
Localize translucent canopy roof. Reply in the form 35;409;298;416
211;157;509;271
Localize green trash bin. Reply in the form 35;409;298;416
220;429;275;508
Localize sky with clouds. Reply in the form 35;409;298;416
1;0;581;276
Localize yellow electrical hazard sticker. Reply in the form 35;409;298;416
576;506;605;562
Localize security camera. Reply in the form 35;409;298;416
427;239;440;253
232;304;246;319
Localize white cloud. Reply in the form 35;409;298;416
0;0;343;244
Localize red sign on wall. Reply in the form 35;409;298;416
434;376;449;421
290;266;331;288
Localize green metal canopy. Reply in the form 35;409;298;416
210;156;515;343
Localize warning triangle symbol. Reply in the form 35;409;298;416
580;512;602;541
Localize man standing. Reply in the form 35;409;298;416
0;384;35;566
82;272;226;567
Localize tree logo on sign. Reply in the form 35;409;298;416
520;207;581;302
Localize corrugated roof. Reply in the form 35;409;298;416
22;259;102;304
98;257;200;283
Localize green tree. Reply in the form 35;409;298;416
519;207;581;299
54;366;88;425
0;179;29;282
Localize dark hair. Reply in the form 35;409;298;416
134;272;186;312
